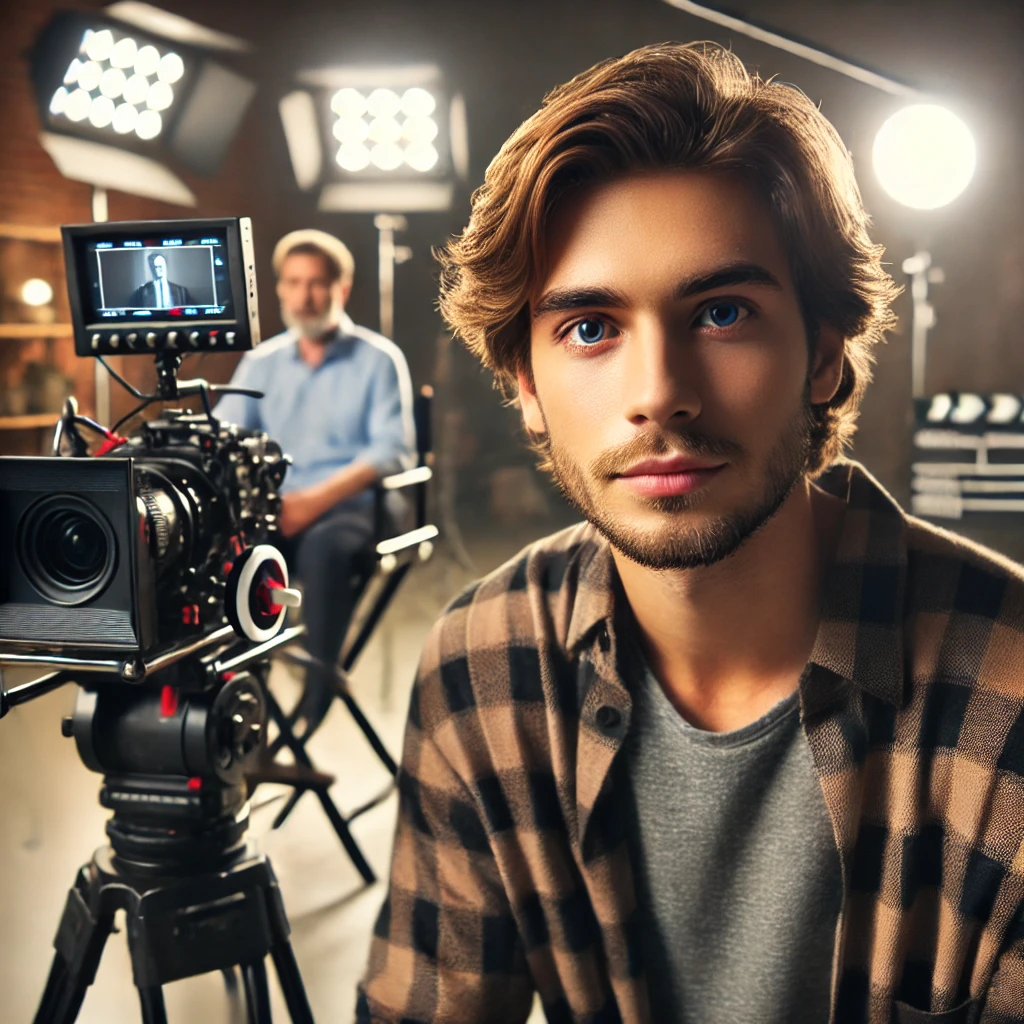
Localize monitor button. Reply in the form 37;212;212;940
166;331;178;348
188;331;201;347
109;333;120;349
90;332;101;351
126;332;138;348
225;331;236;346
145;331;158;348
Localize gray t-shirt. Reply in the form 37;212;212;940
621;663;842;1023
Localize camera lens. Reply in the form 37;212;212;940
18;495;117;605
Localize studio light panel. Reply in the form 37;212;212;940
330;86;441;174
48;28;185;143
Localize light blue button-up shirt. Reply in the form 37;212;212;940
213;313;415;498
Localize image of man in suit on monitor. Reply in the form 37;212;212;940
128;251;195;309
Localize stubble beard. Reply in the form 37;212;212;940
541;393;814;571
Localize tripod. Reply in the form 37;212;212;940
36;782;314;1024
8;653;320;1024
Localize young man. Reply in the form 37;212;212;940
358;44;1024;1024
215;230;414;730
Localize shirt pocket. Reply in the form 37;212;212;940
892;997;980;1024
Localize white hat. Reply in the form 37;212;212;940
272;229;355;287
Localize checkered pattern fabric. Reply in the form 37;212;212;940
357;461;1024;1024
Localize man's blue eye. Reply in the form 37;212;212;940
698;302;745;328
570;319;609;345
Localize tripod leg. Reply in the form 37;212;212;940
34;953;70;1024
242;959;273;1024
138;985;168;1024
269;940;315;1024
34;881;115;1024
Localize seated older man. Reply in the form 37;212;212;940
215;229;414;731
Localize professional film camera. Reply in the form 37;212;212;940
0;218;318;1024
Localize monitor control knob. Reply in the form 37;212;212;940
225;331;236;346
126;332;138;348
90;332;101;351
166;331;178;348
188;331;201;347
145;331;158;348
108;333;120;349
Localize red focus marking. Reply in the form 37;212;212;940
187;777;202;791
222;671;236;681
160;686;178;718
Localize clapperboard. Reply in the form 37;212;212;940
912;393;1024;519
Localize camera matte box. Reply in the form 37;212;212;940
0;457;151;652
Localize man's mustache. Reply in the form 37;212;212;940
590;428;745;478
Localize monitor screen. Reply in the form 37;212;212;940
81;229;235;325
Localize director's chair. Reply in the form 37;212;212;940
246;385;437;884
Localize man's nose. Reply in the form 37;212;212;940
621;319;701;428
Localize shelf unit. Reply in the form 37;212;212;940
0;224;78;451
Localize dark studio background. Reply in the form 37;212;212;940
2;0;1023;554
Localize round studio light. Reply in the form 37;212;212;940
402;115;438;144
134;44;160;77
77;61;102;93
49;87;69;116
333;116;369;144
367;116;402;144
110;37;138;70
158;52;185;84
123;73;148;106
147;81;174;112
401;87;436;118
336;142;371;171
65;88;92;122
370;141;403;171
331;88;366;118
113;102;138;134
367;88;401;119
21;278;54;306
99;67;126;99
63;58;84;86
84;29;114;63
135;109;162;140
405;142;439;172
873;104;976;211
89;95;116;128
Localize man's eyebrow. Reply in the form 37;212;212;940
531;287;629;320
673;262;783;299
531;262;783;321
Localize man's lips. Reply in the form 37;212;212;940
614;456;726;497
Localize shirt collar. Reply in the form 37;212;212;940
567;459;908;708
288;317;352;362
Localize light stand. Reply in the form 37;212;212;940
373;214;412;339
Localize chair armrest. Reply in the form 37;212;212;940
380;465;432;490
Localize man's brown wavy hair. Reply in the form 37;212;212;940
437;42;899;475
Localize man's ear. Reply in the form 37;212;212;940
517;368;547;435
339;282;352;307
809;324;845;405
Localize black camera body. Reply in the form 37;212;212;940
0;416;286;660
0;217;295;680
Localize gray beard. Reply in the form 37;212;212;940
544;395;813;571
280;300;342;339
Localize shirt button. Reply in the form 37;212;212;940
595;705;623;735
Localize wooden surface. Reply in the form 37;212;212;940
0;413;56;430
0;323;72;338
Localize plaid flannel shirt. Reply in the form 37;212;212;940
357;461;1024;1024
